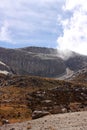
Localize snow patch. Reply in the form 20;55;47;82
0;70;9;75
0;61;7;66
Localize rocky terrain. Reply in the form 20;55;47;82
0;46;87;77
0;74;87;126
0;111;87;130
70;67;87;83
0;46;87;129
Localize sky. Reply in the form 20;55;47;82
0;0;87;55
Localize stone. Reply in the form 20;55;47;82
32;110;50;119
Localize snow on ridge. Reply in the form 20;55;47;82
0;61;7;66
0;70;9;75
0;61;11;75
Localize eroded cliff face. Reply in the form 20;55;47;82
0;47;87;77
0;47;66;77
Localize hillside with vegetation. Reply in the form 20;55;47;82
0;74;87;125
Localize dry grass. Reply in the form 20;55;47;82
0;74;87;125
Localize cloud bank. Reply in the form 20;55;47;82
57;0;87;55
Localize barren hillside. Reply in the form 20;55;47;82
0;47;87;77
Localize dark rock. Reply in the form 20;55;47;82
32;110;50;119
1;119;10;125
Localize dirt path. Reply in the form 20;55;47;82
0;111;87;130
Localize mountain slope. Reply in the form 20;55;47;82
0;47;66;77
70;67;87;84
0;46;87;77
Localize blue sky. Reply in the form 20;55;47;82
0;0;65;48
0;0;87;55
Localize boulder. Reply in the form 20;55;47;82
32;110;50;119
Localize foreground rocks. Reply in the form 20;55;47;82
27;85;87;115
0;111;87;130
0;74;87;125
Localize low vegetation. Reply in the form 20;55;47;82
0;74;87;125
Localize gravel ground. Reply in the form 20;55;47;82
0;111;87;130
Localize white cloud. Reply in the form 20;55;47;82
57;0;87;55
0;21;12;42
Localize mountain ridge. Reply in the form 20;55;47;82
0;46;87;78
